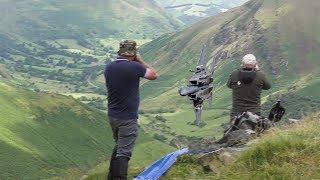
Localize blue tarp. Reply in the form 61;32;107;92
134;148;189;180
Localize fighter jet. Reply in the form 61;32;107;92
178;46;217;126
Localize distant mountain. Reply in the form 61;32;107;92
140;0;320;125
155;0;248;24
0;0;183;40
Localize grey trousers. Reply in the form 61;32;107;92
109;117;138;158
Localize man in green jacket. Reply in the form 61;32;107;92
227;54;271;118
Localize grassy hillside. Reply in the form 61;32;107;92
163;113;320;179
0;0;183;102
0;79;176;179
60;0;320;178
1;0;320;178
138;0;320;134
0;79;114;179
0;0;182;40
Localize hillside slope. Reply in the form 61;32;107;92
140;0;320;119
0;79;114;179
64;0;320;178
0;0;182;40
0;79;177;179
0;0;183;97
163;113;320;179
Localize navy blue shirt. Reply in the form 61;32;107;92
104;58;146;120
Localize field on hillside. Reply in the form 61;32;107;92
140;109;228;138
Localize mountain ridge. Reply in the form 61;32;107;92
140;0;320;118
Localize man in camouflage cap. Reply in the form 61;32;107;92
117;40;137;57
227;54;271;118
104;40;158;180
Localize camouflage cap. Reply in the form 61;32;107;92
117;40;137;57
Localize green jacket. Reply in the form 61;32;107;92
227;69;271;114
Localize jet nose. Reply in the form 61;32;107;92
178;86;188;96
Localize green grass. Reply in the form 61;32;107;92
0;81;180;179
27;76;76;93
2;0;320;179
55;39;90;51
161;109;228;137
33;0;182;38
163;113;320;179
63;93;107;100
0;0;184;99
214;113;320;179
0;80;114;179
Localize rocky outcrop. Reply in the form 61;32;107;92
197;147;246;173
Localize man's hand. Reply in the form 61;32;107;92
135;52;143;63
135;52;158;80
255;64;260;70
134;52;148;67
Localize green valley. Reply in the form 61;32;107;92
0;0;184;103
1;0;320;179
